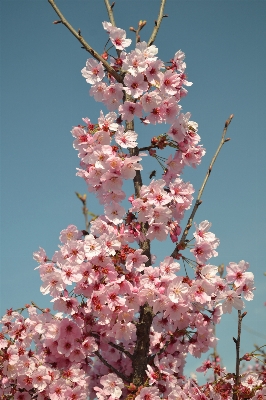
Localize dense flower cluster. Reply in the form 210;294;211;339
0;21;261;400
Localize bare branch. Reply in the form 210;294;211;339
233;310;246;400
104;0;116;27
147;0;167;46
95;350;131;382
171;114;234;258
48;0;123;83
134;20;147;45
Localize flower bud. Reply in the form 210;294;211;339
149;149;156;156
101;52;108;60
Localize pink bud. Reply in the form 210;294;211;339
149;149;156;156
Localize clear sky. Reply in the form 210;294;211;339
1;0;266;380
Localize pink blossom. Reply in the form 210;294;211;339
118;101;142;121
193;221;219;247
98;111;118;132
48;378;67;400
241;372;262;389
146;106;164;124
121;156;143;180
122;50;147;75
114;126;138;148
226;260;253;287
52;295;79;314
145;59;163;83
236;279;255;301
146;223;169;241
140;91;162;113
124;73;148;98
40;272;65;297
90;82;107;102
146;364;159;384
135;41;158;59
33;247;47;263
125;249;148;271
161;97;181;124
102;21;114;34
82;337;98;354
57;337;75;357
59;225;82;243
109;27;132;50
105;203;125;225
191;241;218;263
159;256;180;281
31;366;51;391
171;49;186;71
160;69;180;95
167;276;189;303
84;234;102;259
135;386;161;400
81;59;104;84
182;145;206;168
98;373;124;398
220;290;244;314
102;83;123;110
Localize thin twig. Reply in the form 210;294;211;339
147;0;167;46
103;0;121;58
95;350;130;382
48;0;122;83
233;310;246;400
90;332;133;359
104;0;116;27
171;114;234;258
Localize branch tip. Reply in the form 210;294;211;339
53;20;62;24
233;337;237;344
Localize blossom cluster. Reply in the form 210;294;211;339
0;224;256;399
0;21;260;400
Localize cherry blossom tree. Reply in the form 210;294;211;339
0;1;265;399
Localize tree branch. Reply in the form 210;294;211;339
171;114;234;258
90;332;133;359
125;106;151;267
48;0;123;83
147;0;167;46
103;0;121;58
233;311;246;400
104;0;116;27
131;303;154;386
95;350;131;383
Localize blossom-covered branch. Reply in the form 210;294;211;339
48;0;123;82
0;4;261;400
171;114;233;258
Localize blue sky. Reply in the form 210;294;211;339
1;0;266;380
